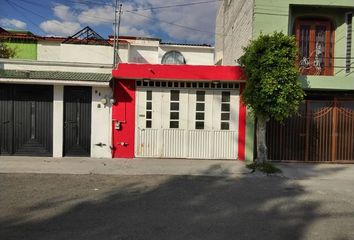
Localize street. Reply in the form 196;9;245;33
1;168;354;240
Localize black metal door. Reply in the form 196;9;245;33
0;84;53;156
0;84;13;155
63;86;92;156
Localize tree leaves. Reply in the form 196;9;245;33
0;41;15;58
238;32;304;122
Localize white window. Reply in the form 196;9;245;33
161;51;186;64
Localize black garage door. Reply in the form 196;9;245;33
0;84;53;156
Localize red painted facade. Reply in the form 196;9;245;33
112;79;136;158
112;63;245;82
237;83;246;160
112;64;246;160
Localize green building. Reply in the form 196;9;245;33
216;0;354;162
0;27;37;60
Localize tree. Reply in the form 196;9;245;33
0;41;15;58
238;32;304;163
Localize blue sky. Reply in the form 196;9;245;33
0;0;219;45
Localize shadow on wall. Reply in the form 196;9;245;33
299;75;310;90
0;165;351;240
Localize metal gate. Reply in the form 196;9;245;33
63;86;92;156
135;83;240;159
0;84;53;156
267;100;354;162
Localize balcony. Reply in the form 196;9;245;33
295;19;334;76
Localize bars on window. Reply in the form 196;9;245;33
195;91;205;129
146;90;152;128
221;91;231;130
136;80;239;89
170;90;180;128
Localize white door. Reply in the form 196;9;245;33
135;84;239;159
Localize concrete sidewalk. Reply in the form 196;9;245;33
0;156;250;177
1;156;354;179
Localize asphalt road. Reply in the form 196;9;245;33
0;173;354;240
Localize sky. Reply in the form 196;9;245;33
0;0;220;45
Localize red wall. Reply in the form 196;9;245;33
113;63;245;82
112;79;135;158
237;83;246;160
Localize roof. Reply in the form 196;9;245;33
109;35;161;42
0;69;112;82
112;63;245;81
160;42;211;47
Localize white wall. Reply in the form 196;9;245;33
38;42;130;64
158;45;214;65
91;87;113;158
37;41;61;61
129;45;158;63
2;59;111;74
37;40;214;66
53;85;64;157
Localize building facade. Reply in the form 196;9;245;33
216;0;354;162
111;63;247;160
1;26;247;161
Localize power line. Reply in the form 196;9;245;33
5;0;47;35
125;10;221;37
129;0;222;12
6;0;50;21
5;0;222;42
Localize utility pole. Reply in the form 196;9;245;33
113;1;122;68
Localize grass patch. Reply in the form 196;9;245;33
246;162;282;174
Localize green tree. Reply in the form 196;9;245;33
238;32;305;163
0;41;15;58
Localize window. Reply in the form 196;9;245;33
195;91;205;129
161;51;186;64
295;19;334;76
221;92;231;130
170;90;180;128
146;90;152;128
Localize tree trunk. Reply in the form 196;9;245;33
256;117;268;163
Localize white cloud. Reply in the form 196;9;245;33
40;20;81;36
154;1;218;43
0;18;27;29
53;4;76;21
37;0;218;43
119;26;150;37
77;5;115;25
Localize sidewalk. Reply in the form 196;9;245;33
1;156;354;179
0;156;250;177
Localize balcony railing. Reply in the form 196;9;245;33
298;54;334;76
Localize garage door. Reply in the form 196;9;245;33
0;84;53;156
135;81;240;159
267;99;354;162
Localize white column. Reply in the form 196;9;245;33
91;87;113;158
53;85;64;157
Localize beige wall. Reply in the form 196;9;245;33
215;0;255;65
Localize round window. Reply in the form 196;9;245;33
161;51;186;64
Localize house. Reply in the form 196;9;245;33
1;27;220;159
111;63;247;160
215;0;354;162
